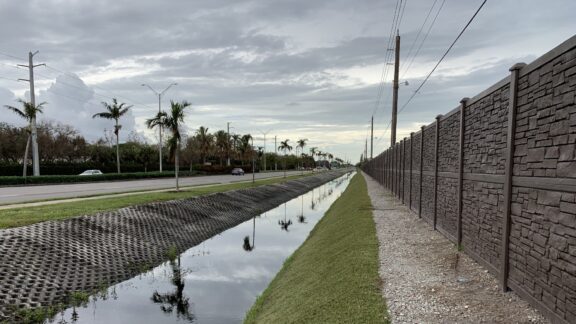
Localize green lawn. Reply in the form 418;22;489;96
0;174;309;229
244;173;389;324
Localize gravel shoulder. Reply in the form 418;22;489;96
363;172;548;324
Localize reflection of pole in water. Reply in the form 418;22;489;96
298;195;306;223
278;203;292;231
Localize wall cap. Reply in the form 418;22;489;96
460;97;470;104
509;62;527;72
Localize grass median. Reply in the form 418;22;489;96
0;174;311;229
244;173;389;324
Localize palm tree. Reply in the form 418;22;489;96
214;130;228;166
4;99;46;177
146;100;191;191
196;126;213;164
309;147;318;167
278;139;292;178
238;134;253;164
92;98;132;173
297;138;307;171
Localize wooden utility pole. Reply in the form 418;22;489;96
391;30;400;146
18;51;44;176
370;115;374;159
364;139;368;162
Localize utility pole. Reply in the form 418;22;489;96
391;30;400;146
142;83;178;172
227;122;231;166
370;115;374;159
364;139;368;162
274;136;278;171
18;51;45;176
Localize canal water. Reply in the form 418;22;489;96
53;172;354;324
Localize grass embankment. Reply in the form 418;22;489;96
244;173;389;324
0;174;310;229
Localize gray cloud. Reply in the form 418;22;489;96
0;0;574;162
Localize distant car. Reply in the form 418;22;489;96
79;169;103;176
231;168;245;176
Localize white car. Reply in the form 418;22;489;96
231;168;245;176
79;169;103;176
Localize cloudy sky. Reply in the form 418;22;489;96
0;0;574;163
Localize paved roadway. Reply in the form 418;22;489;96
0;171;308;205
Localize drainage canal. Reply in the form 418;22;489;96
54;172;354;323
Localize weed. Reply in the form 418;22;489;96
166;245;178;262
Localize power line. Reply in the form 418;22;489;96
400;0;439;77
398;0;487;116
370;0;410;134
370;0;402;118
401;0;446;79
376;0;487;147
0;51;26;62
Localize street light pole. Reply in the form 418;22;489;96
227;122;231;166
142;83;177;172
258;129;271;172
251;137;255;184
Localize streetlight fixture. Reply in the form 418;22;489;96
141;82;177;172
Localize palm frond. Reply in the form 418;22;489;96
4;105;26;119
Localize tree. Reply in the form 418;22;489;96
146;100;191;191
214;130;229;166
278;139;292;178
238;134;253;164
309;147;318;167
92;98;132;173
4;99;46;177
196;126;213;164
297;138;307;171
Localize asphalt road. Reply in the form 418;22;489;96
0;171;307;205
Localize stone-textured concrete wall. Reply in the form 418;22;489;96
421;126;437;222
438;112;461;173
461;180;504;272
363;35;576;323
404;138;411;202
411;132;422;213
506;45;576;323
463;85;510;175
436;112;460;238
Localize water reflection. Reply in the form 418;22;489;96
151;257;195;322
242;217;256;252
278;203;293;231
55;171;354;324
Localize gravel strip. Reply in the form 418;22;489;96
363;172;548;324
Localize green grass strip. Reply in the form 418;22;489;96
0;174;309;229
244;173;389;324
